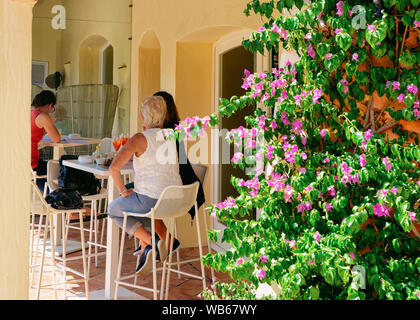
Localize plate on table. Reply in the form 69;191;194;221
78;155;93;163
68;133;81;140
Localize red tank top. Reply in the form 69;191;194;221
31;109;44;168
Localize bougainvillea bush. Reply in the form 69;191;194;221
169;0;420;299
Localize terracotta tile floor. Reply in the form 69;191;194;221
29;220;232;300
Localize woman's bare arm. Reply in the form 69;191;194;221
109;133;147;196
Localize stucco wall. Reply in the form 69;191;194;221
0;0;35;300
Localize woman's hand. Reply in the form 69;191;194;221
121;188;134;198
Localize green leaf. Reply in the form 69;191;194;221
335;33;352;51
309;286;319;300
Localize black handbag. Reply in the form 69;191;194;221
45;188;83;210
58;155;101;196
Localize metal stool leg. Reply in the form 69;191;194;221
164;220;176;300
151;214;158;300
78;212;89;300
49;214;58;300
61;213;67;299
87;202;95;278
114;214;128;300
36;214;50;300
31;214;44;287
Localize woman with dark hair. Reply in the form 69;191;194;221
31;90;61;189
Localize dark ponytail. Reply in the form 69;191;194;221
153;91;180;129
32;90;56;108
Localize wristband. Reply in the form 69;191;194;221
119;188;128;196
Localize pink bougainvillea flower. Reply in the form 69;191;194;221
270;120;277;130
210;209;217;220
409;212;417;222
352;53;358;61
390;187;398;195
349;252;355;260
378;189;388;198
280;111;290;125
260;254;268;263
284;185;293;203
300;168;306;174
236;257;243;266
352;173;360;184
308;259;316;266
414;21;420;28
359;154;366;168
266;145;274;160
289;240;297;249
305;33;312;40
250;189;258;197
323;157;330;163
280;28;289;40
382;157;392;171
292;120;303;134
314;232;321;243
416;291;420;300
367;24;376;32
231;152;243;163
372;203;391;217
325;202;333;212
320;129;328;138
341;162;353;174
238;179;246;187
271;24;280;34
336;1;344;17
312;88;322;104
328;185;336;198
392;81;400;90
325;53;332;60
397;94;406;103
307;44;316;59
257;269;266;280
364;129;373;141
334;28;343;35
407;84;418;95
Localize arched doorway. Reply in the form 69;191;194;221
79;35;113;85
211;29;269;251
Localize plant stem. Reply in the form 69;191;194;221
377;120;397;134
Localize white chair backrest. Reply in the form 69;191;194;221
191;163;207;185
30;180;50;214
47;160;61;192
153;182;200;220
99;138;114;154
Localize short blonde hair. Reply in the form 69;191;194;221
140;96;167;128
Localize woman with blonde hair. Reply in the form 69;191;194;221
108;96;182;274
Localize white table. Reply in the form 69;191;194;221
62;159;134;299
40;136;102;160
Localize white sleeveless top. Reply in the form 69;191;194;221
133;128;182;199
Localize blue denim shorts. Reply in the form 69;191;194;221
107;192;158;236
